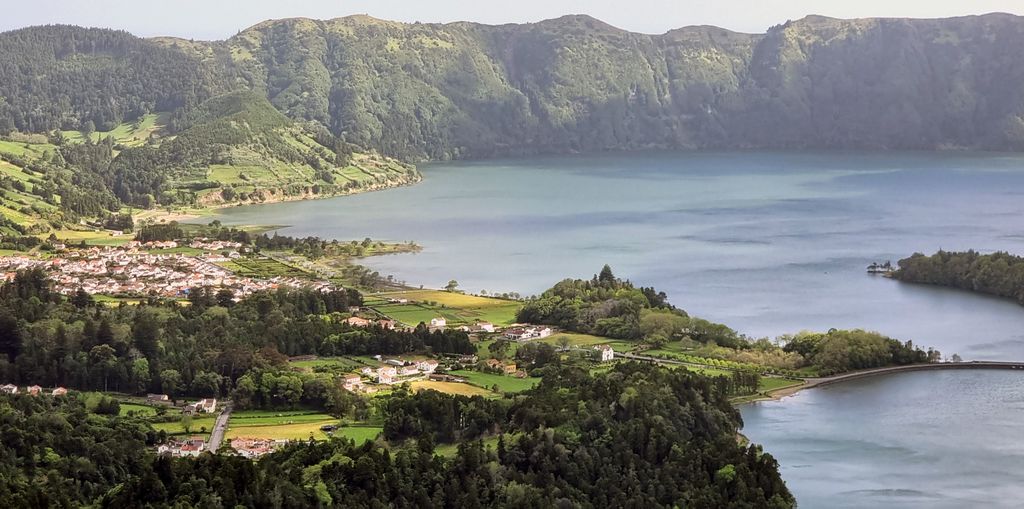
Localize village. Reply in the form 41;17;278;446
0;241;333;298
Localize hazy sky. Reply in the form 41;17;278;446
4;1;1023;39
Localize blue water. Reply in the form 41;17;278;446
205;150;1024;360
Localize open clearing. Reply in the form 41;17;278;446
372;290;521;326
410;380;494;397
225;410;340;441
448;370;540;393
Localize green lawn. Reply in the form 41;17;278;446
448;370;540;393
119;403;159;417
758;377;804;392
61;113;167;147
334;426;382;444
152;416;217;435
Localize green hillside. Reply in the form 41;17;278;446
115;90;419;207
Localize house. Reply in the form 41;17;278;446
486;359;503;370
147;393;170;403
377;319;397;330
345;316;372;327
230;438;281;459
388;298;409;304
474;322;496;333
359;367;375;376
504;328;528;341
385;358;405;367
456;354;479;364
399;365;420;377
342;374;363;391
52;387;67;396
416;360;439;373
513;370;528;379
185;398;217;414
26;385;41;396
377;367;397;385
429;317;447;328
503;363;518;375
1;384;17;394
595;345;615;362
159;438;207;458
506;326;553;342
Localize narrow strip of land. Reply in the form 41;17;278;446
623;351;1024;401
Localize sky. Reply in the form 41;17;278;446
3;1;1023;39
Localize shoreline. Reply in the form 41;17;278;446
134;172;423;225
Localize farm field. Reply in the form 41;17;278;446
152;416;217;436
218;257;308;278
119;403;159;416
289;356;367;372
334;426;382;444
372;290;521;326
409;380;494;397
448;370;540;394
225;409;340;441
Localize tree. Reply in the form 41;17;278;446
488;339;511;360
445;280;459;292
181;414;193;434
88;344;117;391
131;358;151;394
556;336;571;352
598;264;615;284
160;369;182;397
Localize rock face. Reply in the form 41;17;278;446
5;14;1024;160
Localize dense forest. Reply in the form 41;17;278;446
6;15;1024;163
893;250;1024;305
0;363;794;508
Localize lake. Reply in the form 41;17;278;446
205;150;1024;360
740;370;1024;508
202;150;1024;507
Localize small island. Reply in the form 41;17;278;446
890;250;1024;305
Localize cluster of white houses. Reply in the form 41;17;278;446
347;358;441;389
0;245;333;298
158;437;207;458
504;325;553;341
1;384;67;396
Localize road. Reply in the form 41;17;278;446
207;403;233;453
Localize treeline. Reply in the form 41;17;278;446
781;330;934;376
0;363;794;507
0;269;470;399
894;250;1024;305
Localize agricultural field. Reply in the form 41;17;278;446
224;409;340;441
152;416;218;436
119;403;159;417
409;380;494;397
61;113;168;147
288;356;367;372
0;139;57;158
218;256;308;278
333;425;382;444
448;370;540;394
371;290;521;326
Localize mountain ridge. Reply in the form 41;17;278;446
3;13;1024;162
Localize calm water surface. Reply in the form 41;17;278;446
740;371;1024;508
206;151;1024;359
203;151;1024;506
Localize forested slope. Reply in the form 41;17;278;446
6;15;1024;162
